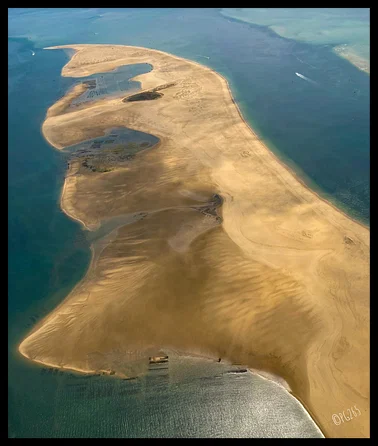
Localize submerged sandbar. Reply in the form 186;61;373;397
19;44;369;438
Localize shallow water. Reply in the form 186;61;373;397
9;8;369;223
10;353;324;438
220;8;370;70
8;35;324;439
8;8;368;438
70;63;152;106
64;126;159;154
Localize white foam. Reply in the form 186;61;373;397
295;72;318;85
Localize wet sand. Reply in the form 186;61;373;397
19;44;369;438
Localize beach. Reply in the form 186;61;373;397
19;44;369;438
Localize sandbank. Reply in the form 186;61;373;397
19;44;369;438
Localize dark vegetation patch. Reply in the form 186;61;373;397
122;82;176;102
123;91;163;102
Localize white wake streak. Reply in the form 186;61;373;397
295;72;317;85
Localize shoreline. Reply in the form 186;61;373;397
19;338;325;436
219;72;369;232
60;164;96;232
48;43;369;230
58;138;163;233
218;11;370;75
20;44;369;438
20;336;324;435
332;45;370;74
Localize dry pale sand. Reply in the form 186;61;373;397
19;44;369;438
333;45;370;74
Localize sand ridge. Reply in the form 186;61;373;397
19;44;369;438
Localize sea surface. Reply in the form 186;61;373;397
220;8;370;70
9;8;369;438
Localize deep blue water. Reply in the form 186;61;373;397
9;8;369;438
9;8;370;222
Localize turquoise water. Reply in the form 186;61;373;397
9;8;370;223
220;8;370;70
9;8;369;438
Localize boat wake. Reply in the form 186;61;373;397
294;55;316;69
295;72;318;86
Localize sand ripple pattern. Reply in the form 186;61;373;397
20;44;369;438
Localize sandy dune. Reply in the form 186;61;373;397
19;44;369;438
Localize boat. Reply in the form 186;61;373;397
149;355;168;364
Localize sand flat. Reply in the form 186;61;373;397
19;44;369;438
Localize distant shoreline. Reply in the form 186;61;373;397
19;44;369;438
219;10;370;74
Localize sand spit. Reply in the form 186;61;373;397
19;44;369;438
333;45;370;74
